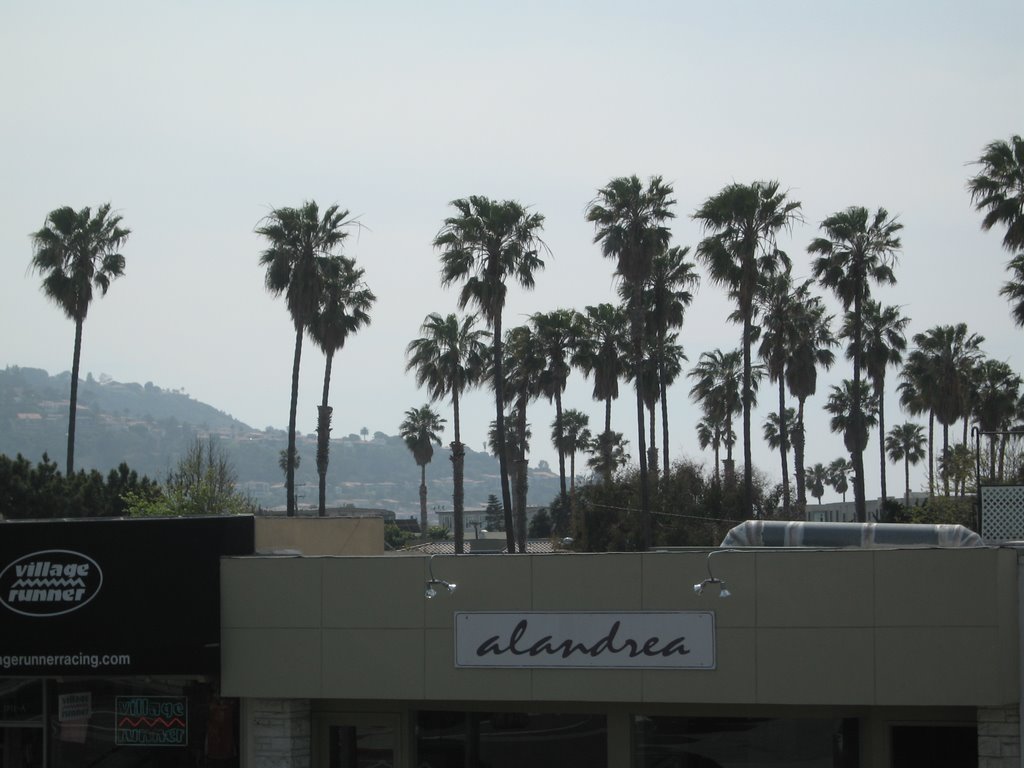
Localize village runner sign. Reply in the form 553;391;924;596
455;611;715;669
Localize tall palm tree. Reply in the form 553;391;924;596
694;180;801;518
530;308;583;509
756;270;807;516
973;359;1022;480
555;409;592;496
258;201;357;516
885;422;927;509
845;300;908;504
827;458;853;503
436;196;548;553
587;175;676;549
809;205;902;521
308;255;375;516
999;254;1024;328
573;303;629;482
486;417;533;550
905;324;984;496
897;363;936;497
406;312;489;554
502;324;545;550
645;245;700;477
805;463;829;505
30;203;130;474
586;431;630;479
763;409;797;456
967;134;1024;253
825;379;880;458
399;405;445;537
628;334;685;478
688;349;751;485
784;293;836;517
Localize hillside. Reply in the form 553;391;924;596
0;366;560;514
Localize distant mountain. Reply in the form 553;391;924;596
0;366;561;515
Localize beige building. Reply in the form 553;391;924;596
222;528;1021;767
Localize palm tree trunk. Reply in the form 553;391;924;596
452;390;465;553
904;456;910;509
989;436;997;482
316;351;335;517
515;390;529;553
419;464;428;532
794;397;807;518
659;352;671;479
777;374;791;515
555;390;567;507
647;402;658;478
492;314;516;552
928;411;935;496
942;423;950;496
713;429;721;487
742;313;754;517
287;324;303;516
629;289;651;549
602;396;613;485
998;434;1007;481
877;380;887;505
850;293;866;522
66;318;84;475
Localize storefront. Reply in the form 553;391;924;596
221;543;1021;767
0;515;254;768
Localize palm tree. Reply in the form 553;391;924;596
487;417;533;549
784;294;836;516
825;379;880;458
573;303;629;482
897;362;936;496
697;415;735;487
973;359;1022;480
586;175;676;549
30;203;130;474
763;408;797;456
905;324;984;496
628;333;685;479
885;422;926;509
756;270;806;515
530;309;583;508
308;255;375;516
258;201;358;515
827;458;852;503
810;206;902;521
555;409;592;496
805;463;829;505
845;300;908;505
436;196;548;553
399;405;446;537
694;181;801;518
502;324;545;550
688;349;750;485
645;245;700;477
967;135;1024;253
586;431;630;479
999;254;1024;328
406;312;489;554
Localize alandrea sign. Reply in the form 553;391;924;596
454;612;716;670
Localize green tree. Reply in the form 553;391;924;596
847;300;908;505
587;175;676;549
483;493;504;532
573;303;629;483
406;312;489;552
436;196;548;552
968;135;1024;323
308;254;375;516
555;409;592;497
586;431;630;479
694;181;801;519
885;422;927;509
30;204;130;474
257;201;358;515
810;206;902;521
972;359;1022;480
827;458;852;503
825;379;880;457
502;324;544;551
530;308;583;508
805;462;829;505
399;405;446;541
645;245;700;477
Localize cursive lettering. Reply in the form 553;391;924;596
476;619;689;659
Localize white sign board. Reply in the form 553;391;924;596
455;611;715;669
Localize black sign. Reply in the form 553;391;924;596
0;516;254;676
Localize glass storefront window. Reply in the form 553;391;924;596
632;715;859;768
417;711;608;768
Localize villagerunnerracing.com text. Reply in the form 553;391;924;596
1;653;131;670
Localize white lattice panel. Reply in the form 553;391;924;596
981;485;1024;541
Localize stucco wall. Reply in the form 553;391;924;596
220;548;1018;707
254;516;383;556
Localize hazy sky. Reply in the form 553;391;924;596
2;1;1021;503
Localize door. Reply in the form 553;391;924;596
314;714;402;768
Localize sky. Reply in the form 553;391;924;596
2;0;1022;504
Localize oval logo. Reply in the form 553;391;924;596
0;549;103;617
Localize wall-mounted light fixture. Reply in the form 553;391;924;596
693;549;732;598
425;554;457;599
